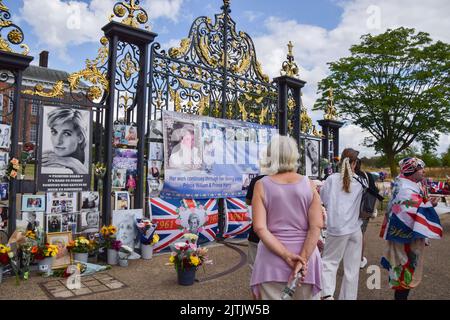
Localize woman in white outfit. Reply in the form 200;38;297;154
168;124;201;169
319;148;363;300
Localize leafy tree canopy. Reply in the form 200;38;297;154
314;27;450;175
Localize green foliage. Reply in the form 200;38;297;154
314;27;450;175
420;151;441;167
441;146;450;167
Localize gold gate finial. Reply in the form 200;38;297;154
0;0;29;55
280;41;299;78
324;88;338;120
287;41;294;57
112;0;149;29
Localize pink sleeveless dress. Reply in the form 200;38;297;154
250;176;322;296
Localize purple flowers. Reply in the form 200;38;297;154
111;240;122;251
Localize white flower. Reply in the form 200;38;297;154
174;242;188;248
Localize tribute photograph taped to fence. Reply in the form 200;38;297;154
305;139;320;178
0;123;11;149
161;110;278;199
37;105;92;192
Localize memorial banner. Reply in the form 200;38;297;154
149;197;219;252
161;110;278;199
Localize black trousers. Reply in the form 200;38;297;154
394;289;410;300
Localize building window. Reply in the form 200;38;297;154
31;102;39;115
30;123;37;143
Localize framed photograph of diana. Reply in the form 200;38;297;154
304;138;321;179
37;105;92;192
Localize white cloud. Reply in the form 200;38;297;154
339;125;375;157
147;0;184;22
243;10;264;23
438;135;450;155
251;0;450;157
20;0;184;61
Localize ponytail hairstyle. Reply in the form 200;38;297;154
339;148;360;193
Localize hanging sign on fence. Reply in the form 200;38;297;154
161;110;278;199
37;105;92;192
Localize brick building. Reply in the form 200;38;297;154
0;51;71;147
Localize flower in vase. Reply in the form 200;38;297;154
0;244;12;266
111;240;122;251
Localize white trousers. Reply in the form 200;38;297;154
321;229;362;300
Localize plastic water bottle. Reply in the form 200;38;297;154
281;271;302;300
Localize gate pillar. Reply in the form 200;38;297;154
101;19;157;224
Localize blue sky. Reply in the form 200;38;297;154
10;0;343;72
6;0;450;157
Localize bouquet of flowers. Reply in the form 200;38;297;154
118;245;134;260
87;233;101;255
180;233;198;244
6;158;20;180
58;262;87;278
135;218;159;246
94;162;107;177
167;235;211;271
66;236;93;254
0;244;13;266
100;225;122;251
31;243;59;261
5;230;38;284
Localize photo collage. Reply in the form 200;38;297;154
148;120;164;197
0;123;11;230
112;123;139;209
16;191;101;236
113;124;139;147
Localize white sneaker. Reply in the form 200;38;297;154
360;257;368;269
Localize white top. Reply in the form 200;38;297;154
320;173;363;236
169;144;201;169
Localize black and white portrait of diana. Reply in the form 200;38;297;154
40;106;91;175
305;139;320;177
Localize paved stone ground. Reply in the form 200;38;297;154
1;214;449;300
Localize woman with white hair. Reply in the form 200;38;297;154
41;108;88;174
250;135;323;300
319;148;364;300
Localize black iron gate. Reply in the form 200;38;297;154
1;0;329;240
147;1;279;237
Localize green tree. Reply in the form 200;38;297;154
314;28;450;176
442;146;450;167
420;151;441;167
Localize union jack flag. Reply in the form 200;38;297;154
429;181;445;193
380;178;443;242
223;197;252;239
149;197;219;252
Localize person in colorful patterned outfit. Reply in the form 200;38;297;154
380;157;442;300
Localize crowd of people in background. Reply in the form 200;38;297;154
246;135;443;300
